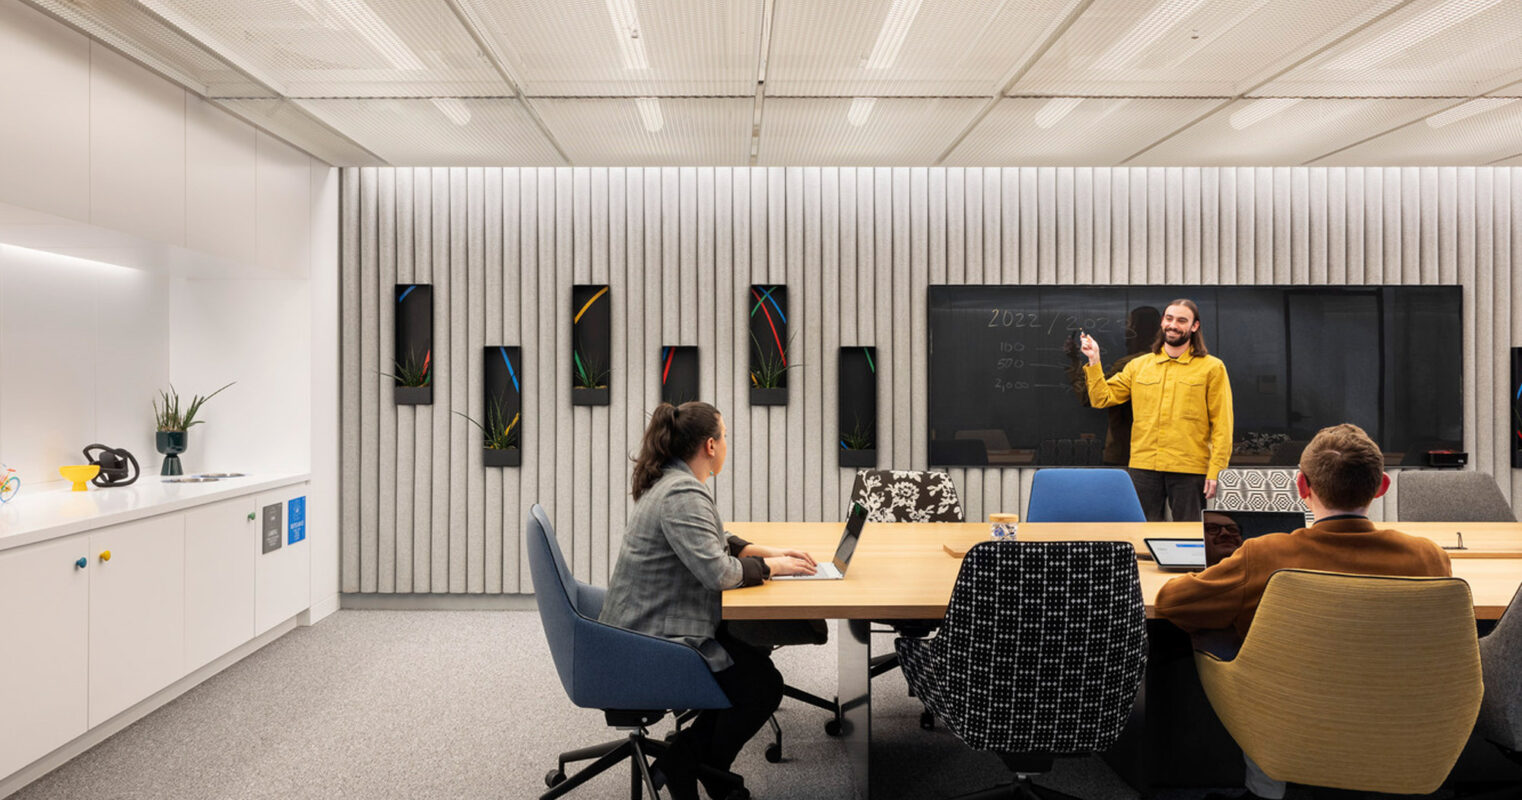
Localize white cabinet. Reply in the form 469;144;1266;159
87;515;185;727
184;498;256;672
0;538;90;778
254;486;311;635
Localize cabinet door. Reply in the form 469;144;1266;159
88;515;185;727
184;497;256;672
0;538;90;778
254;484;310;634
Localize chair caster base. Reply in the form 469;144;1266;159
765;743;782;763
824;719;843;737
544;768;566;788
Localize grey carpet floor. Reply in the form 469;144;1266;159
11;610;1170;800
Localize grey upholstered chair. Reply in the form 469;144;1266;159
1471;583;1522;798
1397;470;1516;522
897;540;1147;799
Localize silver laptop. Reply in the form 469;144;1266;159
772;501;868;581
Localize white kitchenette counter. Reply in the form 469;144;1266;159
0;473;310;553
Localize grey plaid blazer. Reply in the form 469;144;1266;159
598;461;759;671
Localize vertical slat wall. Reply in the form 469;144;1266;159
340;167;1522;594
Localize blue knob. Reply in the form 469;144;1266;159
74;557;87;569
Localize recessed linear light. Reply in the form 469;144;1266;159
1092;0;1210;71
326;0;425;71
1229;97;1301;130
1034;97;1083;129
606;0;650;70
0;243;137;274
1323;0;1504;71
847;97;877;127
636;98;664;132
1426;97;1517;128
431;98;472;126
864;0;923;70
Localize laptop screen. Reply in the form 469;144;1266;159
1203;509;1309;566
832;502;869;573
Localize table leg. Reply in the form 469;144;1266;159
838;618;872;799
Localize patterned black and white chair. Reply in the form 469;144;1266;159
849;469;965;524
897;541;1147;800
849;468;965;729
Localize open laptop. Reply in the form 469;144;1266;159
772;501;868;580
1145;509;1310;571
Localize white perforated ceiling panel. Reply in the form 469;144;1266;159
298;98;563;165
1135;98;1450;165
758;98;985;165
946;97;1224;165
766;0;1076;97
215;98;387;164
533;98;750;165
1309;91;1522;165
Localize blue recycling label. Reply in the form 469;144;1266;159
288;496;306;545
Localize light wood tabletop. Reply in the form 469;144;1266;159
722;520;1522;621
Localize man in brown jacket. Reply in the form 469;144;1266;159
1155;423;1452;800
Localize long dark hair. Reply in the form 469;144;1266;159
631;401;722;500
1150;298;1209;356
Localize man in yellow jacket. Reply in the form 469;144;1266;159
1080;298;1232;522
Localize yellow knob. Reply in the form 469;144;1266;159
99;550;111;562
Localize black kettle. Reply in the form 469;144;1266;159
83;444;140;487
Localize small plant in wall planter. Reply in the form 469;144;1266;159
839;417;877;468
572;350;611;406
750;331;799;406
457;403;521;467
153;382;235;476
385;350;432;405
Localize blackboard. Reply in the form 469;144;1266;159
927;286;1463;468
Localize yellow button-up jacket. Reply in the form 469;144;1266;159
1084;348;1234;480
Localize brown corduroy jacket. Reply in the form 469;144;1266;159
1155;517;1453;640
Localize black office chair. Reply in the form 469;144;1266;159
896;540;1147;799
526;505;749;799
1466;583;1522;798
849;468;967;730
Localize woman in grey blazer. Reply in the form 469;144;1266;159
600;401;816;800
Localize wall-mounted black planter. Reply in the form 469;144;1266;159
395;386;433;405
572;284;611;406
661;346;699;406
394;284;433;405
748;284;791;405
484;346;522;467
483;448;521;467
839;346;878;468
750;388;787;406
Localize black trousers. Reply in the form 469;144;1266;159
666;627;783;778
1128;468;1206;522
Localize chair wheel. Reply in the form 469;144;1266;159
765;743;782;763
920;710;935;730
824;718;842;736
544;768;566;788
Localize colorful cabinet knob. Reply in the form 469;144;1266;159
98;550;111;562
74;557;87;569
247;512;256;521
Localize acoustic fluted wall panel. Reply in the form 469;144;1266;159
341;167;1522;594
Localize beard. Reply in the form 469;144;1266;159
1164;327;1191;346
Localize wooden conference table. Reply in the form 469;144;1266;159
722;520;1522;799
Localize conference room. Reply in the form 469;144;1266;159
2;1;1521;799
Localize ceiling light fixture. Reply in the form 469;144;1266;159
1228;97;1301;130
605;0;650;70
1034;97;1083;129
1092;0;1210;71
1323;0;1504;71
431;98;472;126
847;97;877;127
636;98;664;132
864;0;923;70
1426;96;1517;128
325;0;425;70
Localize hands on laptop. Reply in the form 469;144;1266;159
760;547;818;577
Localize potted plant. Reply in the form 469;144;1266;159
572;349;610;406
153;382;235;476
456;403;521;467
385;350;432;404
839;418;877;468
750;331;798;406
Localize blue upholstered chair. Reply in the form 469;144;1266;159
897;541;1147;799
1026;468;1146;523
526;504;749;800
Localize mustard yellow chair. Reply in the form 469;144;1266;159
1194;569;1483;795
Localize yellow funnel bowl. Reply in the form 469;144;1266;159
59;464;100;492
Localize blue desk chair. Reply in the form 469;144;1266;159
1026;468;1145;523
526;504;749;800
